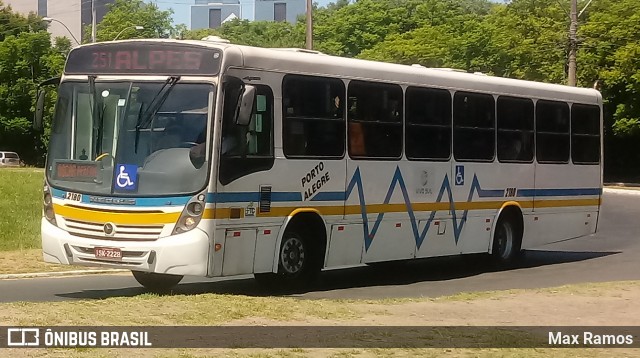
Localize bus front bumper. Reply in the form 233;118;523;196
41;218;210;277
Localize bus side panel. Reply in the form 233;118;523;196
529;162;600;248
325;224;363;268
403;161;456;259
523;212;596;250
221;229;257;276
254;226;279;273
450;162;500;254
362;220;415;263
482;162;535;253
346;161;416;263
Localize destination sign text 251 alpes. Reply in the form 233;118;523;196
64;43;222;76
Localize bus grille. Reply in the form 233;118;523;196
63;219;164;241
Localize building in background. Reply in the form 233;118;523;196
191;0;305;30
5;0;115;43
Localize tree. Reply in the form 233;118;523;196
576;0;640;179
0;2;47;41
182;19;304;48
0;3;66;164
313;0;425;57
86;0;174;42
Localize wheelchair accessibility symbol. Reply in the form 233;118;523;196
114;164;138;191
455;165;464;186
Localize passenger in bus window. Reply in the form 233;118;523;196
333;95;342;118
189;129;207;168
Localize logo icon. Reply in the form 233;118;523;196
103;222;116;236
7;328;39;346
421;170;429;186
114;164;138;191
245;202;256;217
455;165;465;186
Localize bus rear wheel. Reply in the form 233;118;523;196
131;271;183;293
254;229;320;289
491;214;523;265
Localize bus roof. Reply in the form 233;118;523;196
81;38;602;105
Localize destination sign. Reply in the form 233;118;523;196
54;161;98;182
65;43;222;75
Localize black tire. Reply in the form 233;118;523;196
254;229;320;289
491;214;523;265
131;271;183;293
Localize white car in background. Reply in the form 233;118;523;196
0;151;22;167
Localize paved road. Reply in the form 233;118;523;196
1;189;639;302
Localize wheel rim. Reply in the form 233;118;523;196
280;235;305;274
495;221;514;260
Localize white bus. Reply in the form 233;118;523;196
35;38;602;291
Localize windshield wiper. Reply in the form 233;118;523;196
88;75;105;159
134;76;181;153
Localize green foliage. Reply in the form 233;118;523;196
313;0;425;57
0;3;66;165
86;0;174;42
182;19;305;48
0;2;47;41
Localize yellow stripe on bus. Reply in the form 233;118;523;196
53;204;180;225
262;206;344;217
211;198;599;219
533;198;600;208
55;198;600;223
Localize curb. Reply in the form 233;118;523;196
604;187;640;195
0;269;129;280
604;182;640;188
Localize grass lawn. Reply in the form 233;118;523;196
1;281;638;357
0;168;100;273
0;167;44;251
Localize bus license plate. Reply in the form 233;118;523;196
94;247;122;261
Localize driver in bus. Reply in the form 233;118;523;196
189;128;207;168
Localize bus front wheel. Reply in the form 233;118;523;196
254;229;320;289
491;214;523;265
131;271;183;292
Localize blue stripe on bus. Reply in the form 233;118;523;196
311;191;347;201
207;191;303;203
476;188;505;198
517;188;602;197
50;188;191;206
51;185;601;207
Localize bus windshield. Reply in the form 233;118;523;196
46;81;214;196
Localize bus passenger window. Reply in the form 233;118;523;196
571;103;600;164
406;87;451;160
347;80;402;159
348;122;366;156
497;96;534;163
453;92;495;162
282;74;345;158
536;100;570;163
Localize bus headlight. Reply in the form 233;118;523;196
43;184;57;226
172;192;206;234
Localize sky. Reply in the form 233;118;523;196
153;0;334;28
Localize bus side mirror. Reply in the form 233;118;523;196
235;85;256;126
33;77;60;131
33;90;46;131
